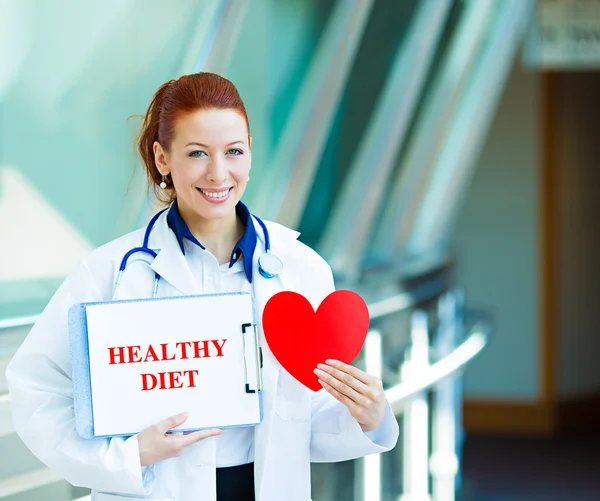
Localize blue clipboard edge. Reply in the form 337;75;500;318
68;291;263;439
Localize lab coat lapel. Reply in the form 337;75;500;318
148;215;199;296
148;214;298;498
251;220;297;498
253;263;286;499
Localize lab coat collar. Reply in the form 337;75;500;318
146;209;302;296
167;200;257;283
147;211;200;296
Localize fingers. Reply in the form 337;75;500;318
157;412;188;433
140;415;224;466
314;365;368;406
155;413;223;443
319;379;361;414
314;360;383;405
318;367;386;432
324;359;373;385
179;428;224;447
316;362;370;393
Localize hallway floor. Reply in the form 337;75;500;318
462;431;600;501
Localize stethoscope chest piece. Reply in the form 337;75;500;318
258;251;283;279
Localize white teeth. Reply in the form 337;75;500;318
200;188;230;198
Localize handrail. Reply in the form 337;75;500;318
0;265;451;333
0;287;440;333
0;315;39;332
385;320;489;416
0;467;64;498
0;322;489;436
368;292;422;321
367;276;450;321
0;393;12;438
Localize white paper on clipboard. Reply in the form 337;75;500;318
68;292;263;438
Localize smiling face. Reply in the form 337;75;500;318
154;107;251;224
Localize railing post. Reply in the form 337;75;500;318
355;329;383;501
430;291;462;501
400;310;431;501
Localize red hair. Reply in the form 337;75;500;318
137;72;250;204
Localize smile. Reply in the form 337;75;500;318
198;187;232;199
196;187;233;204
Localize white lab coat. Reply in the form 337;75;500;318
6;212;398;501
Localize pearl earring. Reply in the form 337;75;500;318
160;176;167;189
247;175;251;181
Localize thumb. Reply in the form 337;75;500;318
158;412;188;433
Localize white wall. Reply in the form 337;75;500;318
452;62;541;400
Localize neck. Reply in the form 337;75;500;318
178;202;244;264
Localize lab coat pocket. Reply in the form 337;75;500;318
93;493;172;501
274;369;310;422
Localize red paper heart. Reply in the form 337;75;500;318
262;290;370;391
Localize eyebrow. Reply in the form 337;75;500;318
185;141;246;148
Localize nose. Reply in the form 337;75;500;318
206;156;227;185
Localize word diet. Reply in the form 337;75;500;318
106;339;227;391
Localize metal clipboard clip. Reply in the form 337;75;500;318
241;323;263;393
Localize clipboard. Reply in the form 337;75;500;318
68;292;263;439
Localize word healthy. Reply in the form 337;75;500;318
106;339;227;391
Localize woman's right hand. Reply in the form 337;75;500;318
138;412;223;466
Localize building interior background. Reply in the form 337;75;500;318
1;0;600;500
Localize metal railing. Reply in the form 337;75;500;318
349;284;489;501
0;278;488;501
0;316;39;332
386;318;488;415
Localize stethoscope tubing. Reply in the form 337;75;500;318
113;206;279;300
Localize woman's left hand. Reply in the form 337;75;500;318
314;360;386;433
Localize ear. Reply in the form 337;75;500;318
249;136;253;150
153;141;170;176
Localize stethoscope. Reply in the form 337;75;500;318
112;207;283;299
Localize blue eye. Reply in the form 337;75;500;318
227;148;243;156
189;150;207;158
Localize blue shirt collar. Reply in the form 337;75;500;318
166;201;257;283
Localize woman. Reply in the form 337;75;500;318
6;72;398;501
